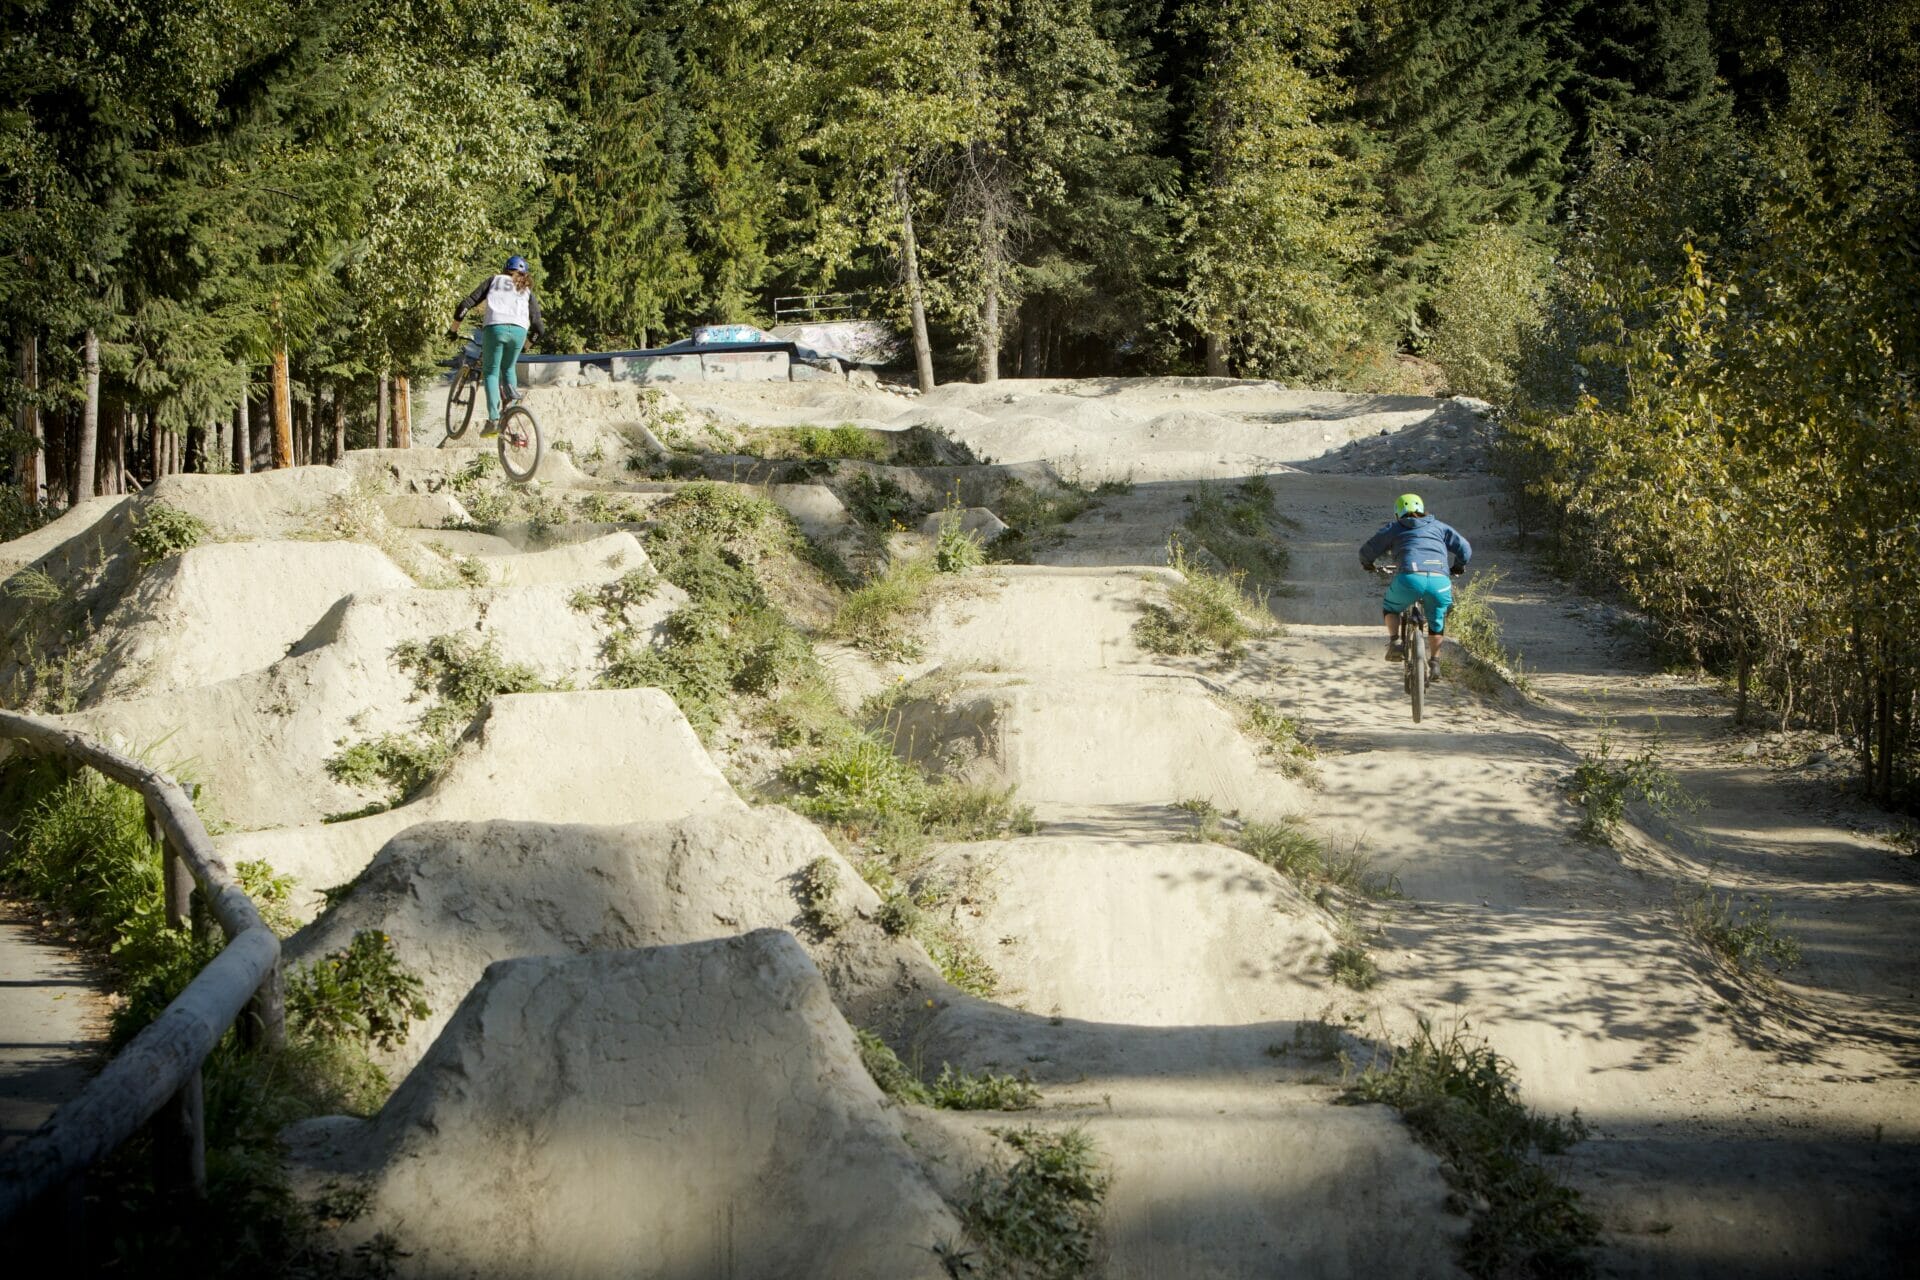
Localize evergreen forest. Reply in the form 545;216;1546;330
4;0;1919;804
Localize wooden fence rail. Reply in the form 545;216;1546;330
0;709;285;1226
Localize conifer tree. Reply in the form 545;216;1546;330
1345;0;1572;338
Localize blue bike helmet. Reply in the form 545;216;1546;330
504;254;530;273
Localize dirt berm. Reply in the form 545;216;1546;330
285;931;964;1280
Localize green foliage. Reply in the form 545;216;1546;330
1132;541;1272;660
854;1029;1040;1111
832;558;936;659
750;423;889;462
128;502;210;566
1426;225;1552;401
285;930;430;1051
1223;818;1399;901
1679;882;1803;974
856;1028;935;1103
845;472;923;530
1230;696;1319;780
1443;568;1531;695
1343;0;1570;340
961;1126;1109;1280
1342;1017;1597;1278
935;506;987;573
326;634;548;805
1566;725;1698;844
1182;478;1289;587
986;478;1096;561
1326;940;1379;990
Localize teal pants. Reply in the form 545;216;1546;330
480;323;527;419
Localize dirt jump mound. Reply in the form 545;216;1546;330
286;931;963;1280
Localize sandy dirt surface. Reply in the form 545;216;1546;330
4;374;1914;1275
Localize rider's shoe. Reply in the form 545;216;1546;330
479;418;500;438
1428;658;1442;682
1385;640;1406;663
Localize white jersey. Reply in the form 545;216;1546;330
483;274;532;329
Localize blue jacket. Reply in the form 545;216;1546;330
1360;514;1471;576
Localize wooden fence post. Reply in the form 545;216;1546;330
244;965;288;1053
153;1069;205;1200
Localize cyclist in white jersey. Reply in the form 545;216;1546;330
449;255;546;436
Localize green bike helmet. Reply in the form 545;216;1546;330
1395;493;1425;517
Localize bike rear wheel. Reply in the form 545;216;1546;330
497;402;543;483
1406;606;1427;723
444;364;477;444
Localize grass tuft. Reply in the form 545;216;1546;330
1566;722;1699;845
1445;569;1533;695
1133;540;1273;660
1342;1017;1597;1278
832;558;935;660
1229;696;1319;780
1182;477;1289;587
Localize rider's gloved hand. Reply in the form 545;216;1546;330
445;328;460;342
1450;566;1464;577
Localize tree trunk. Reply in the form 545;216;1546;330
185;421;202;474
269;344;293;468
17;332;44;508
1205;332;1229;378
110;400;125;494
331;388;346;461
895;172;936;394
1022;309;1043;376
235;395;251;475
394;375;411;449
376;370;390;449
977;276;1000;384
74;329;100;503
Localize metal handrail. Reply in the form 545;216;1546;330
0;710;285;1224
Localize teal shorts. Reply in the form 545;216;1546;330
1383;572;1453;633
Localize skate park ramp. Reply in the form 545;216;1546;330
285;932;963;1280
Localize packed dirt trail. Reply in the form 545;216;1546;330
3;373;1915;1277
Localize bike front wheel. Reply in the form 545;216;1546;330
444;365;477;444
497;403;543;483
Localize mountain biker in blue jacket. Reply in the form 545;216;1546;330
448;255;546;436
1359;494;1472;680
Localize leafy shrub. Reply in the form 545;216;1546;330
285;929;430;1051
752;423;888;461
1426;223;1552;402
845;472;921;529
987;478;1097;561
1327;940;1379;989
856;1028;933;1103
961;1127;1109;1279
1566;725;1698;844
790;732;929;823
1342;1017;1596;1277
128;502;210;565
1679;882;1802;973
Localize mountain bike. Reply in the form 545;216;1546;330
441;335;544;483
1376;567;1432;723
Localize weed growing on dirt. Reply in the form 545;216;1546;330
833;558;935;659
1679;881;1802;974
1133;540;1273;660
1445;569;1533;695
959;1126;1109;1279
326;633;549;807
128;501;209;565
1186;805;1401;902
1229;696;1319;780
1342;1016;1597;1278
1326;914;1380;989
935;505;988;573
1566;723;1699;844
748;423;889;462
846;472;923;528
574;491;648;523
855;1030;1041;1111
1183;477;1289;586
285;930;431;1051
302;479;455;586
798;855;852;935
987;477;1098;561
